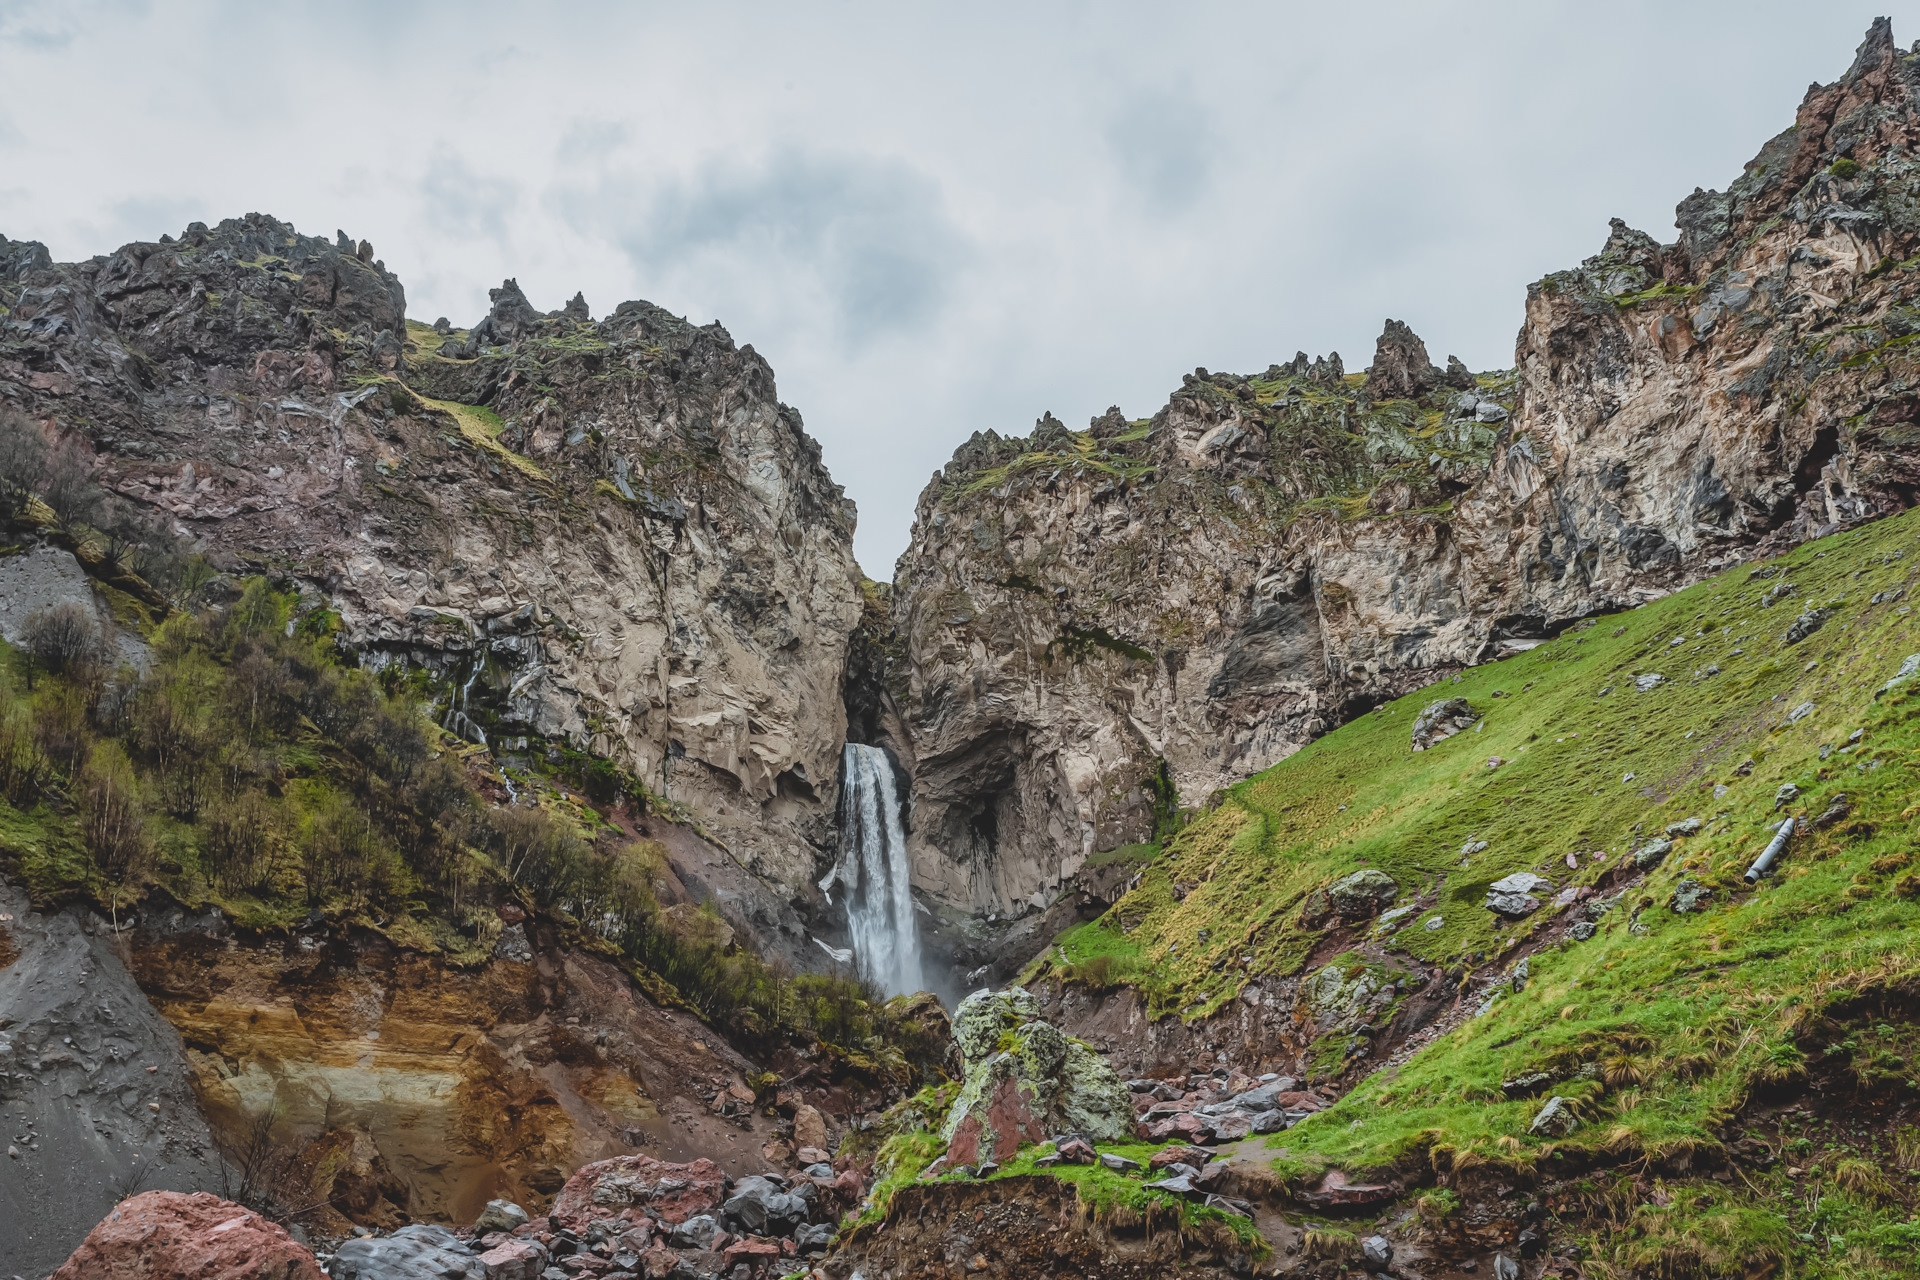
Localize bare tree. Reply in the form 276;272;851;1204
39;438;103;531
22;602;103;676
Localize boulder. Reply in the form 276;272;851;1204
1098;1152;1141;1171
1633;837;1674;869
721;1175;810;1237
792;1103;829;1153
1326;869;1399;918
941;988;1132;1165
1363;1235;1394;1267
1411;697;1479;750
1150;1146;1210;1171
50;1192;324;1280
473;1199;530;1234
669;1215;720;1250
1486;871;1549;917
794;1222;836;1252
330;1224;486;1280
1529;1096;1579;1137
549;1155;727;1230
476;1238;550;1280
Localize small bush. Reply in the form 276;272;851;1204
1830;158;1863;179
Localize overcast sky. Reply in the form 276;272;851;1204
3;1;1914;574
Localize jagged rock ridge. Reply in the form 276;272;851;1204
0;216;864;957
886;18;1920;972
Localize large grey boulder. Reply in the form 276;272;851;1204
1486;872;1549;917
1411;697;1479;750
1326;869;1399;918
329;1224;488;1280
472;1199;529;1234
721;1175;810;1237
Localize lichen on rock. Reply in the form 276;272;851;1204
939;988;1130;1165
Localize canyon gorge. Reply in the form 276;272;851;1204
6;16;1920;1280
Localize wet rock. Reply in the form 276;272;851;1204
1326;868;1400;918
331;1223;487;1279
1411;697;1480;750
50;1192;324;1280
474;1199;531;1234
1529;1096;1579;1137
1362;1234;1394;1267
794;1222;836;1252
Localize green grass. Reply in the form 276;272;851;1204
413;393;549;481
1024;506;1920;1275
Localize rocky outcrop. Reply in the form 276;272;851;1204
0;214;863;949
888;19;1920;954
49;1191;323;1280
0;879;226;1277
938;988;1130;1166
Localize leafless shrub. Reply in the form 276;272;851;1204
23;602;104;677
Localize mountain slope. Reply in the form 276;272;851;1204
1020;500;1920;1276
886;18;1920;990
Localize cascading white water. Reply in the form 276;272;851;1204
826;743;923;996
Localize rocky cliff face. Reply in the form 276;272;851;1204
0;216;863;947
890;19;1920;957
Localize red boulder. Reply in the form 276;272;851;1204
549;1154;727;1229
51;1191;324;1280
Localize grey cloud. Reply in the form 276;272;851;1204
1105;86;1215;214
418;146;521;243
569;149;971;347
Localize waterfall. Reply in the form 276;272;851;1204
828;743;923;996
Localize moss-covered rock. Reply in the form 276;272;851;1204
940;989;1130;1166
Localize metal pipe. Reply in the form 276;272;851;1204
1745;817;1797;883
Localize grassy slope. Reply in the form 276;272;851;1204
1034;508;1920;1274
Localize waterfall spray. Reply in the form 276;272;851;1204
829;743;923;996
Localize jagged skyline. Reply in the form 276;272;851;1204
2;1;1911;572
